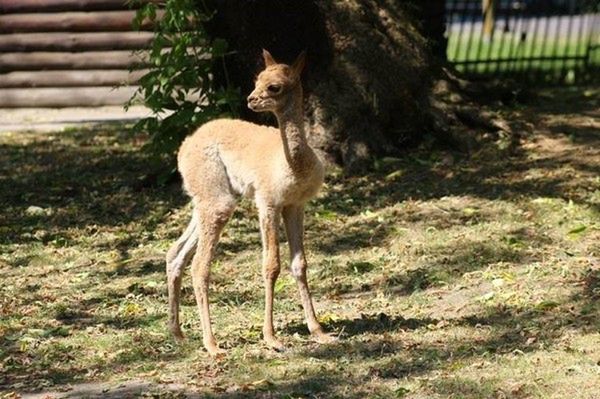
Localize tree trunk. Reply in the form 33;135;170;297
414;0;447;61
210;0;443;169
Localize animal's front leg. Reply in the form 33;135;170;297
283;205;336;344
259;204;284;350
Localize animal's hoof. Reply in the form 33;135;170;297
171;328;185;343
206;345;227;357
264;336;286;352
313;331;338;344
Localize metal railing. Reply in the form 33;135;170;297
446;0;600;83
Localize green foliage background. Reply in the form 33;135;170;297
128;0;240;162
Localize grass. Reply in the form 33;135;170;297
1;86;600;398
447;34;600;81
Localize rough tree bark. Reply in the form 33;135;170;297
210;0;447;169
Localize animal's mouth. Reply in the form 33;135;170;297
247;100;268;112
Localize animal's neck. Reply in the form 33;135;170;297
275;92;310;170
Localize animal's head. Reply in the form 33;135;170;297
247;49;306;113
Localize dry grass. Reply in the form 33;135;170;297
1;87;599;398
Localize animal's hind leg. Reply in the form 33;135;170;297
190;202;234;356
179;148;236;355
166;212;199;340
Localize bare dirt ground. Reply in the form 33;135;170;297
0;106;150;133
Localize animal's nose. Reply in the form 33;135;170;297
247;94;258;103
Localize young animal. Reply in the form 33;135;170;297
166;50;335;355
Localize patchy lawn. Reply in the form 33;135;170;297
1;87;599;398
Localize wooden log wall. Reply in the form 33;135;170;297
0;0;155;107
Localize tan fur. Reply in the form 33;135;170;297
166;50;335;355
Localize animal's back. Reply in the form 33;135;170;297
179;118;278;162
177;118;282;199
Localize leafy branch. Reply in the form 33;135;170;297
127;0;240;161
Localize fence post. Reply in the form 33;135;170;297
482;0;496;38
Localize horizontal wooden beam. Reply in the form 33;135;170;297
0;69;148;88
0;10;158;33
0;51;149;71
0;32;154;52
0;86;140;107
0;0;132;13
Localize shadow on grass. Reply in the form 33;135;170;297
316;230;545;299
195;372;531;399
582;267;600;300
531;87;600;116
0;126;187;247
0;317;187;391
313;216;393;255
312;91;599;220
272;299;595;398
426;376;529;399
284;312;436;339
2;96;596;255
58;312;164;331
28;380;206;399
9;295;593;397
314;151;596;220
210;306;567;398
547;123;600;147
385;226;548;289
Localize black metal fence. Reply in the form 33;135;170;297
446;0;600;83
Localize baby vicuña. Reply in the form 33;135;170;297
166;50;335;355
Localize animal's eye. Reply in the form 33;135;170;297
267;84;281;93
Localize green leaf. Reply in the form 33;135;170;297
479;291;495;301
128;0;240;162
568;225;587;235
534;300;559;310
347;261;376;274
212;38;228;57
462;207;479;216
315;209;338;220
385;170;403;181
274;277;294;294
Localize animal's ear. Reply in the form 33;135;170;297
262;49;277;67
291;50;307;77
